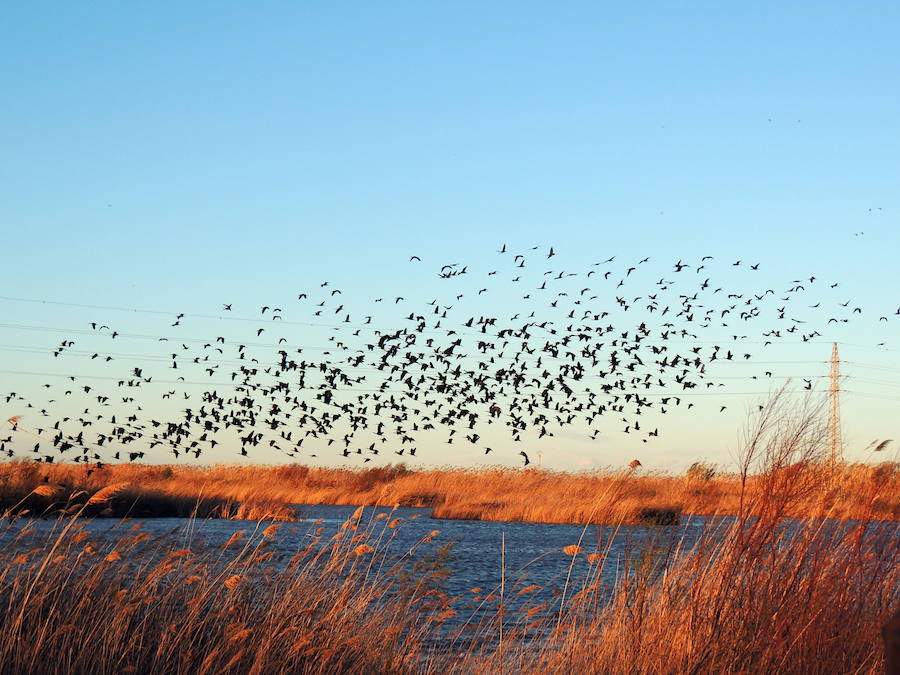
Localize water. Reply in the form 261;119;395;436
3;505;896;656
0;505;718;623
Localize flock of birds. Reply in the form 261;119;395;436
3;245;896;468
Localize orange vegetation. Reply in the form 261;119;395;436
0;508;447;673
0;396;896;673
1;457;896;524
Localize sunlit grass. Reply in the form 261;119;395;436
0;391;896;673
0;509;446;674
1;453;896;524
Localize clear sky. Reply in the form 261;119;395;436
1;2;898;471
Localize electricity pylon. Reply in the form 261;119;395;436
828;342;843;465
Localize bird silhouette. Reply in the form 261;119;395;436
2;244;868;473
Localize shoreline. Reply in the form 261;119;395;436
2;459;897;524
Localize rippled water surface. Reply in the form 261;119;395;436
4;505;895;651
1;504;718;606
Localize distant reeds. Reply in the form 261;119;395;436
1;477;302;522
1;451;896;525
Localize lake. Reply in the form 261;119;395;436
0;504;720;631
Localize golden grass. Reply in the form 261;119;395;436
0;470;303;522
446;393;900;674
0;393;895;673
1;455;895;524
0;508;447;674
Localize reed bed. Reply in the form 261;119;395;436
0;391;896;673
445;390;900;673
0;503;894;674
1;454;895;525
0;474;302;522
441;514;899;674
0;508;448;674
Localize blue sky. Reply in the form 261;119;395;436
1;2;898;470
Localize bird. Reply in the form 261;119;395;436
5;243;865;475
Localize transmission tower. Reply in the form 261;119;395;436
828;342;843;465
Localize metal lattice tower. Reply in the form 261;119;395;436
828;342;843;464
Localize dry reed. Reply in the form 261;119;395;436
0;508;448;674
0;391;895;672
1;451;895;526
441;388;900;674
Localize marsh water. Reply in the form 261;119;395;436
4;504;896;654
1;504;716;619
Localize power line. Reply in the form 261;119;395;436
843;390;900;402
1;369;882;400
842;361;900;372
0;343;840;379
2;293;895;349
0;322;326;349
0;321;846;369
847;377;900;389
0;295;350;328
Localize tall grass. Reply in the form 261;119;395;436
0;509;449;674
445;389;900;673
2;447;896;525
0;391;896;672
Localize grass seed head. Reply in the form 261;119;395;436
87;483;129;504
224;575;243;590
31;484;60;498
222;530;246;549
